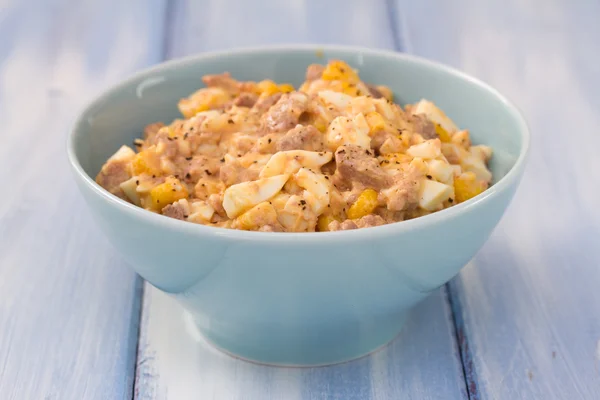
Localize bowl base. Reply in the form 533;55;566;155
188;311;409;367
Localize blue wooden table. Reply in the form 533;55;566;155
2;0;599;399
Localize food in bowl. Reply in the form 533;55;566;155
71;46;528;365
96;60;493;232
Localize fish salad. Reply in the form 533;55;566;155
96;60;493;232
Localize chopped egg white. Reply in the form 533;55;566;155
294;167;331;214
460;150;493;183
223;174;290;218
260;150;333;178
234;202;279;230
277;194;313;232
348;96;376;115
188;200;214;222
326;114;371;150
108;145;136;163
419;179;454;211
451;130;471;149
410;157;429;175
470;145;493;161
412;100;459;133
318;90;353;109
373;98;396;120
406;139;442;159
427;159;455;184
119;177;141;205
160;158;177;175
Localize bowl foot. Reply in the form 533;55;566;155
188;311;409;367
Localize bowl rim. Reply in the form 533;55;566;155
67;44;530;244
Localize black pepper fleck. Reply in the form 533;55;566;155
228;119;234;124
426;175;432;179
448;198;454;203
268;138;272;144
185;156;192;161
205;169;212;176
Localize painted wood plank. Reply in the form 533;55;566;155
0;0;166;399
134;0;467;399
394;0;600;398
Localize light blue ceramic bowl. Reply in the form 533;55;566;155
67;45;529;366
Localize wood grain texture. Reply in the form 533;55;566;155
134;0;467;399
0;0;166;399
395;0;600;398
